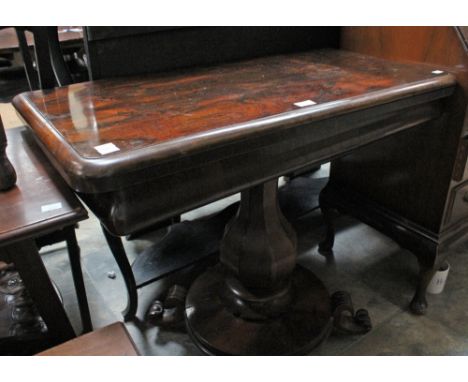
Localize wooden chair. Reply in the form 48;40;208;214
15;26;73;90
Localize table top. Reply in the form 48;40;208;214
0;27;83;52
0;127;87;246
13;49;455;194
37;322;139;356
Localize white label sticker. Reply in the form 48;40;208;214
41;202;63;213
294;100;317;107
432;70;444;74
94;142;120;155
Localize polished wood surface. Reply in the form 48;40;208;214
37;322;139;356
0;27;83;52
0;127;87;245
14;50;455;193
14;49;456;236
15;49;453;159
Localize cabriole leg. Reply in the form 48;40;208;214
101;225;138;321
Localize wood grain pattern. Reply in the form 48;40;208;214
37;322;139;356
14;49;455;195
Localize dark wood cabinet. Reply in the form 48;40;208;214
321;27;468;314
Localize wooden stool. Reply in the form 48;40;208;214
37;322;139;356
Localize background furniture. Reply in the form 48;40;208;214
37;322;139;356
14;26;74;90
0;124;92;351
0;114;16;190
320;26;468;314
0;26;86;94
83;26;339;79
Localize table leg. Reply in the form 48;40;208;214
185;179;332;355
64;226;93;333
0;239;75;345
101;225;138;321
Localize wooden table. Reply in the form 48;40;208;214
37;322;139;356
0;126;90;346
13;49;456;355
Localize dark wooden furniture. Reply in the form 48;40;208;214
0;116;16;190
83;27;339;80
37;322;139;356
13;47;456;354
319;27;468;315
0;125;92;347
0;27;83;91
14;27;75;91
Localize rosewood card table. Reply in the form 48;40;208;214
13;49;456;355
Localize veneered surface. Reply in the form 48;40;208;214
15;49;454;158
13;49;456;195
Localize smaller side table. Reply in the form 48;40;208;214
0;126;91;348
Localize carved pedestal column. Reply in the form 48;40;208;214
185;180;332;355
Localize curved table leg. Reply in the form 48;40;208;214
410;259;437;315
101;225;138;321
65;226;93;333
185;179;332;355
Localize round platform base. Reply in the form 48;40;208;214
185;265;332;355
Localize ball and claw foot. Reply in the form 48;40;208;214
331;291;372;334
146;285;187;329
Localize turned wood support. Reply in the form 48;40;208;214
185;180;331;355
220;179;297;291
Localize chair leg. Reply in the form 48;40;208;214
64;226;93;333
15;28;39;90
100;225;138;321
